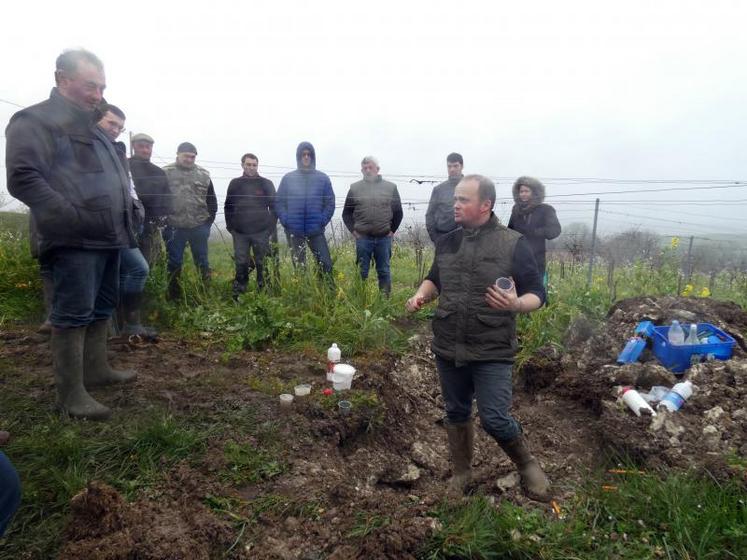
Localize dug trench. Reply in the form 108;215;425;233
0;295;745;559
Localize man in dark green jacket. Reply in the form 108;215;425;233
406;174;551;502
342;156;403;294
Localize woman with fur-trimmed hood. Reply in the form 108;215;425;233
508;176;561;279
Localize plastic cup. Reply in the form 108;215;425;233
338;400;352;416
495;277;515;292
294;384;311;397
279;393;294;407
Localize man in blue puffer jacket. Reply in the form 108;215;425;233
275;142;336;275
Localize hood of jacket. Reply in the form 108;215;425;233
512;176;546;205
296;141;316;171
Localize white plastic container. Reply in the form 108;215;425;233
621;387;657;417
279;393;294;407
684;324;699;346
657;380;694;412
327;343;341;381
668;320;685;346
332;364;355;391
294;384;311;397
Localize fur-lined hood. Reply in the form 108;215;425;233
512;176;546;205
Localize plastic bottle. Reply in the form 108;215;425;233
657;380;694;412
684;323;699;346
326;343;341;381
621;387;657;417
667;320;685;346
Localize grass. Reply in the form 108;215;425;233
1;223;746;558
423;470;747;560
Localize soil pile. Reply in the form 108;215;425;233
524;296;747;477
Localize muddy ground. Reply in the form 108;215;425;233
1;296;745;559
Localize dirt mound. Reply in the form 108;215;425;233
57;479;233;559
522;296;747;477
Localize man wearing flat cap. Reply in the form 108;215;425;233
129;133;172;266
162;142;217;299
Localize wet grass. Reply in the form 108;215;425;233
423;469;747;560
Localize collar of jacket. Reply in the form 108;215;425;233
462;213;499;237
447;174;464;186
364;175;382;184
49;87;97;128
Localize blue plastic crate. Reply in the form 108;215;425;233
652;323;735;373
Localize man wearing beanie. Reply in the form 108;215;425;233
162;142;217;299
129;133;172;265
426;153;464;243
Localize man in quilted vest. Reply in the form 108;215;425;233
162;142;217;299
406;174;551;502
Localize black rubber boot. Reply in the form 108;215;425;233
232;264;249;301
52;326;111;420
83;320;137;387
167;267;181;301
121;292;158;339
499;434;552;502
445;421;474;498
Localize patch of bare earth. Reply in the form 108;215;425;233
1;295;745;558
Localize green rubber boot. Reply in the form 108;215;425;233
52;326;111;421
445;420;474;498
83;320;137;387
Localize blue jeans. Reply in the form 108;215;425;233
119;247;149;295
0;451;20;537
49;248;119;328
289;232;333;274
355;235;392;289
436;356;520;443
164;223;211;273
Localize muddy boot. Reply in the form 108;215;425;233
445;421;474;498
167;267;181;301
200;267;212;286
52;326;111;420
83;320;137;387
379;281;391;298
37;276;54;335
120;292;158;339
232;264;249;301
499;434;552;502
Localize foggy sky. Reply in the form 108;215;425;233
2;0;747;238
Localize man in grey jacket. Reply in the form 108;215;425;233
5;49;137;421
425;152;464;243
342;156;403;294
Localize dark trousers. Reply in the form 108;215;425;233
0;452;21;537
232;230;272;288
355;235;392;289
138;221;163;266
289;232;333;274
164;223;211;273
436;356;521;443
48;248;120;328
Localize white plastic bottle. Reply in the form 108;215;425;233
326;343;341;381
621;387;657;417
657;380;694;412
684;323;699;345
668;320;685;346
